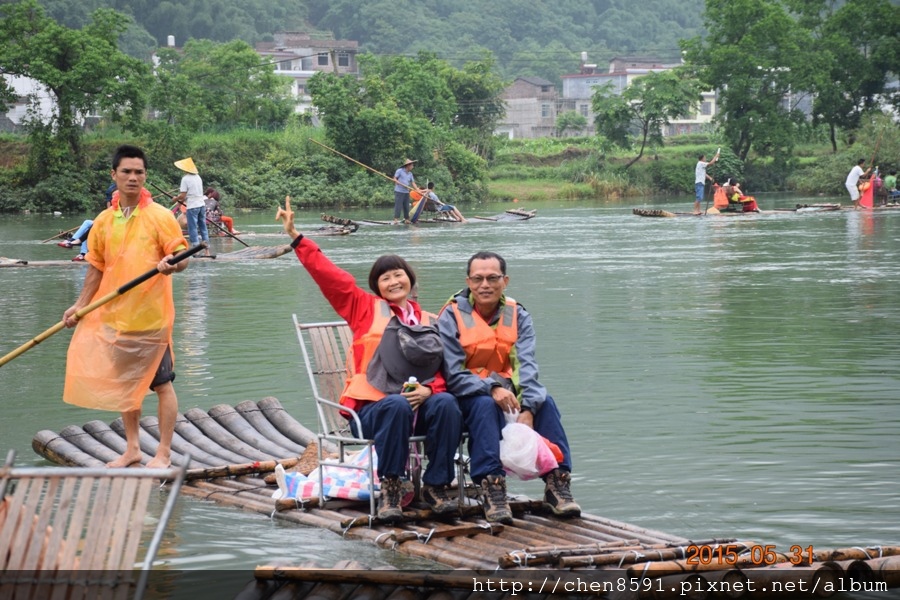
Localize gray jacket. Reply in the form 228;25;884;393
437;290;547;413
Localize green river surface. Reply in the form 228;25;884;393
1;195;898;592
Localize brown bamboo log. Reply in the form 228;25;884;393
183;407;277;461
173;413;253;464
31;429;104;467
579;513;688;544
257;397;333;452
235;400;305;455
639;573;709;600
813;546;900;562
186;457;301;481
627;553;792;578
832;559;873;583
866;555;900;586
207;404;296;458
741;563;838;598
499;540;697;569
512;515;606;546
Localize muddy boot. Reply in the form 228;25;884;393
479;475;512;525
543;469;581;518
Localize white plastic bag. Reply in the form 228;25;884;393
499;410;559;480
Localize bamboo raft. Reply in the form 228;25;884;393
632;205;842;218
321;208;536;227
30;397;900;598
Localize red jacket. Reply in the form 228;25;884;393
292;237;448;399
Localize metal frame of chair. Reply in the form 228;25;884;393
293;316;469;519
0;449;189;600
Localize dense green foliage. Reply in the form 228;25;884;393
591;69;704;169
35;0;704;84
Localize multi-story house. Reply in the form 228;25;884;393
256;32;359;114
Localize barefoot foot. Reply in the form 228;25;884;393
146;455;171;469
107;454;142;468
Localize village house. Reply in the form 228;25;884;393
255;32;359;114
494;54;720;139
495;76;558;139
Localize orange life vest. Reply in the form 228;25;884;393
450;297;518;379
713;185;729;209
342;299;436;411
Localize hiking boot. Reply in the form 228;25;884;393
479;475;512;525
543;469;581;518
422;484;457;516
377;477;403;522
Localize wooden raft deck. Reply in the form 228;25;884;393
31;397;900;597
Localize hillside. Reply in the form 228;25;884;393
37;0;705;84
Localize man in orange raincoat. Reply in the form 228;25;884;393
62;145;189;469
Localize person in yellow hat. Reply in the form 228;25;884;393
173;157;210;253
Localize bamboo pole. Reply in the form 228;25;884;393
150;181;250;247
41;225;80;243
185;457;302;481
309;139;416;192
0;243;205;368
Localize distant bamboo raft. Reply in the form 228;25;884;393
29;397;900;587
214;244;293;260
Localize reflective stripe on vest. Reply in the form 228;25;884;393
342;300;437;407
452;298;517;379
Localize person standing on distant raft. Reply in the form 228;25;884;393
62;144;189;469
694;150;720;214
392;158;423;225
845;158;871;210
173;157;210;254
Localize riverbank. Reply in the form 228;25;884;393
0;118;896;213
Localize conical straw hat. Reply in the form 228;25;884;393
174;157;198;174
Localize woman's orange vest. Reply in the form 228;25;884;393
341;299;437;411
450;298;518;379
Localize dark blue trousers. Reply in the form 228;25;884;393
459;394;572;482
353;393;462;485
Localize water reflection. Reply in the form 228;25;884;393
1;203;899;571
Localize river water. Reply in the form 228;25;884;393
1;197;898;579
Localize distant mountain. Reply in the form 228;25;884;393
37;0;705;84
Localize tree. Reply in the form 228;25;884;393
556;111;588;137
149;39;294;131
785;0;900;152
682;0;823;162
592;70;703;169
0;0;149;172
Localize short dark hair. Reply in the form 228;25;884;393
699;154;706;160
112;145;147;170
368;255;417;295
858;158;866;165
467;251;506;275
204;187;219;200
427;182;435;190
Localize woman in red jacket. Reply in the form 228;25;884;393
276;197;462;522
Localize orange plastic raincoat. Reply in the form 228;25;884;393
64;189;187;412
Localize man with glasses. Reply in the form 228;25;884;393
437;251;580;524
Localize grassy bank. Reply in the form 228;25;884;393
1;117;896;214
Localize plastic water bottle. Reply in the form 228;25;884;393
402;377;418;393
